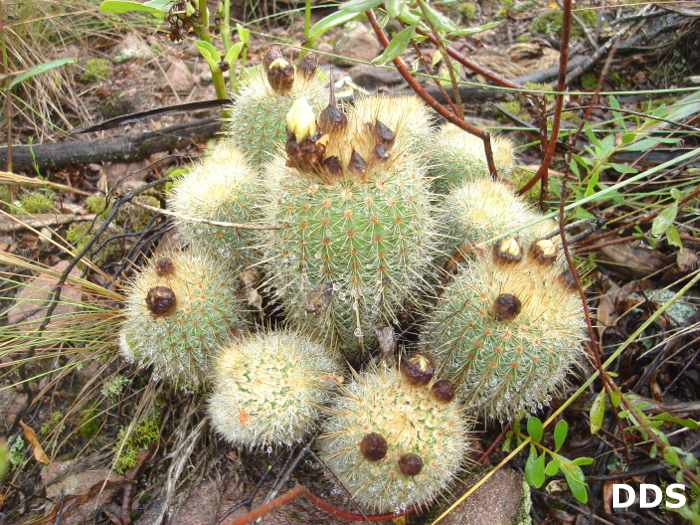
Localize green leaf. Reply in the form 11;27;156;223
340;0;384;13
386;0;403;18
527;417;543;443
584;170;599;199
545;459;560;476
571;457;594;466
371;25;415;65
651;203;678;235
589;390;606;435
420;1;458;32
622;136;681;152
609;389;621;408
617;409;629;419
308;10;359;40
397;6;421;25
236;25;250;44
195;40;222;63
447;21;501;37
194;41;221;72
666;225;684;253
554;420;568;451
664;446;682;467
584;124;601;148
610;163;637;174
525;445;545;488
9;58;77;89
99;0;168;18
224;42;245;65
562;463;588;503
621;133;636;144
653;413;699;429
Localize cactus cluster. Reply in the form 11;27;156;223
115;48;587;517
424;237;586;421
119;247;249;386
257;93;438;358
429;123;515;193
208;330;343;448
319;356;472;513
222;49;329;167
168;144;261;267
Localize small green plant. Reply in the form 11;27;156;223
18;190;54;213
81;57;111;82
101;374;129;398
8;436;24;467
98;0;249;98
505;417;593;503
40;411;64;436
114;417;160;473
86;195;110;219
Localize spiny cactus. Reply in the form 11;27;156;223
424;239;586;421
256;94;438;358
222;48;329;168
168;143;260;267
439;177;558;259
119;248;248;387
208;330;344;448
318;357;472;514
429;123;515;193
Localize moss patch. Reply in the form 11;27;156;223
114;417;160;473
81;58;111;82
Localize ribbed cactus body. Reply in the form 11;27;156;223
319;364;472;513
425;244;585;421
223;66;328;167
439;178;557;258
258;95;437;358
208;331;343;448
429;124;515;193
119;248;248;387
168;144;260;267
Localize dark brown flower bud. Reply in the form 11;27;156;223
286;129;328;174
263;46;284;70
348;150;368;175
530;239;557;264
431;380;456;404
321;155;343;177
320;105;347;134
267;57;295;95
296;55;317;79
373;120;395;146
305;279;333;315
360;432;388;461
154;257;175;277
401;353;435;386
494;293;521;322
398;453;423;476
146;286;177;316
495;237;523;263
217;60;230;72
373;142;390;162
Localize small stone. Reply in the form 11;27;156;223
346;64;403;89
334;24;381;66
157;59;196;92
112;33;154;63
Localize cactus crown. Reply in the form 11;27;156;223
285;92;432;183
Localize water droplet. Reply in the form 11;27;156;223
354;328;363;337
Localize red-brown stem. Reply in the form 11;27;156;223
475;423;511;465
517;0;572;197
303;490;414;521
366;9;499;180
221;485;308;525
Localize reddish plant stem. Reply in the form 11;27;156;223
220;485;414;525
365;9;499;180
517;0;573;197
475;423;511;465
413;25;549;165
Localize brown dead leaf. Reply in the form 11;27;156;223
20;420;50;463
